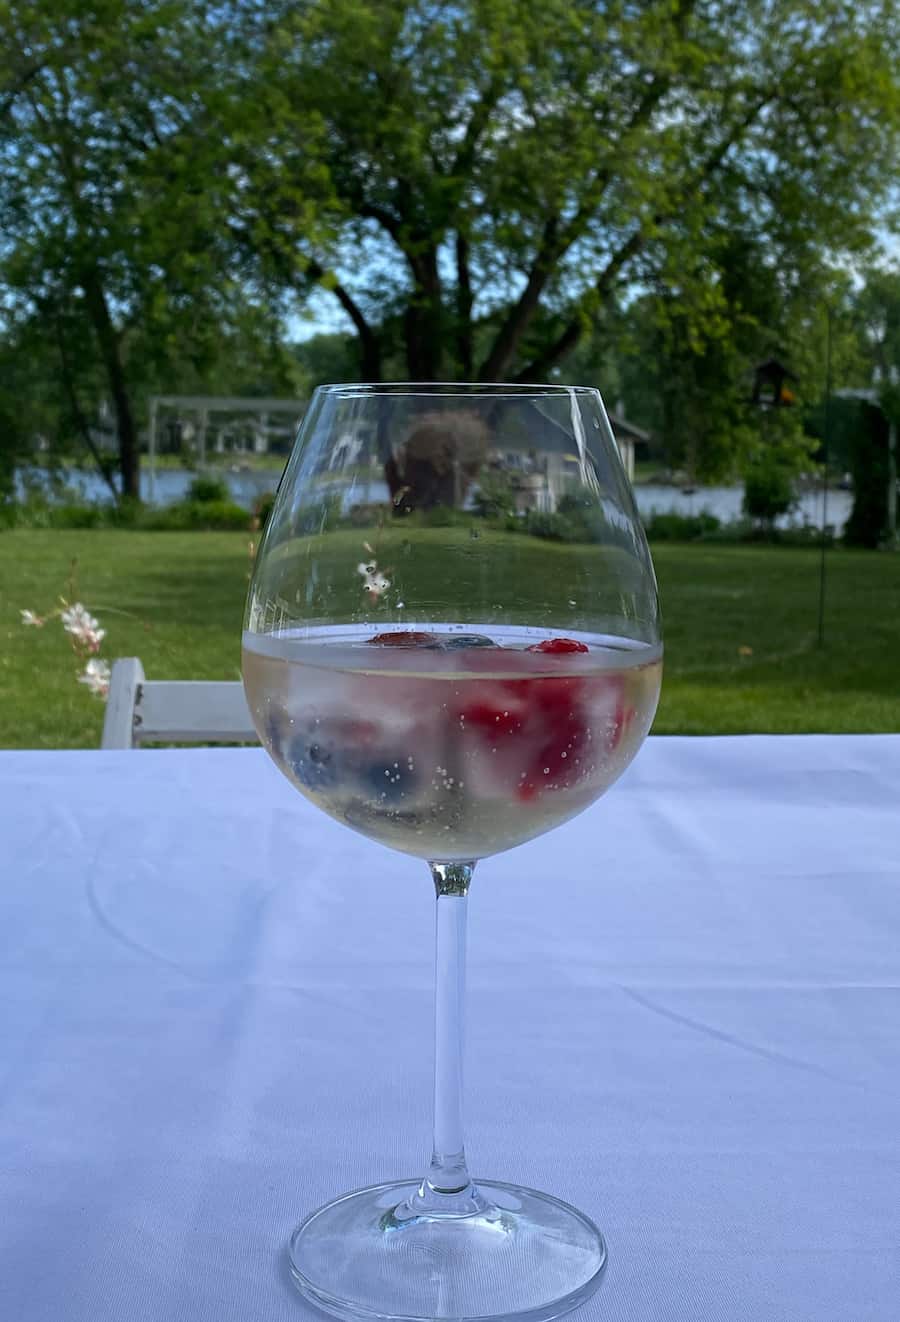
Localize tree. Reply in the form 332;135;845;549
569;237;817;481
0;0;256;497
843;267;900;545
842;400;892;547
853;268;900;390
0;301;119;501
4;0;899;503
290;332;360;393
237;0;900;383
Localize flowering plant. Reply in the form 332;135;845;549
21;589;111;699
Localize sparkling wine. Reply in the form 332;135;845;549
242;626;662;861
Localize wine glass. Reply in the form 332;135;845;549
242;383;662;1322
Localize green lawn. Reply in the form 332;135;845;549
1;530;898;748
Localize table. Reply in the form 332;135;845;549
1;738;898;1322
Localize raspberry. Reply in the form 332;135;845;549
525;637;589;654
458;700;524;737
368;631;442;648
516;707;588;800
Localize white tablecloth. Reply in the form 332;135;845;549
1;738;898;1322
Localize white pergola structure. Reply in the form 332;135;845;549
147;395;307;502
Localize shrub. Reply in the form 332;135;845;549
254;491;276;529
3;498;113;530
644;510;721;541
471;473;517;520
181;499;249;531
187;474;230;504
523;510;572;541
109;496;142;528
141;499;250;531
743;458;795;529
775;523;837;548
343;500;385;528
520;496;644;547
419;504;472;528
48;503;106;529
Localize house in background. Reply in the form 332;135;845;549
488;406;649;514
608;408;648;482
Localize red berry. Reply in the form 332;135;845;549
458;700;524;737
525;637;589;655
516;703;588;800
369;631;441;647
500;671;583;716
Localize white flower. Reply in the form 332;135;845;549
20;609;44;627
78;657;111;699
61;602;105;650
61;602;94;633
357;561;391;599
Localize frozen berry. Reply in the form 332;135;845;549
517;718;589;800
369;630;443;648
360;756;418;802
458;700;524;737
282;717;381;791
287;736;341;790
525;637;589;654
263;709;286;760
443;633;496;650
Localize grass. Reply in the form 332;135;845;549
1;529;898;748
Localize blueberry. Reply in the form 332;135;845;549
359;756;419;803
287;736;342;790
263;708;288;761
442;633;496;650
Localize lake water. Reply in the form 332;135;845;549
635;482;849;531
20;466;852;532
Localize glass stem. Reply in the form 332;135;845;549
412;861;485;1214
428;864;472;1193
389;860;490;1224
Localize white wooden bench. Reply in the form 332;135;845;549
101;658;258;749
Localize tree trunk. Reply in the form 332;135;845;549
52;309;121;503
455;232;473;378
405;246;444;379
312;264;384;382
331;281;382;380
81;266;140;499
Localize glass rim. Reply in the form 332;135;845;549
312;381;602;400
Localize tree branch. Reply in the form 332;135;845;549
473;0;703;383
516;94;775;379
451;76;502;181
477;73;676;381
305;259;382;380
478;215;560;380
557;67;680;252
477;0;699;381
0;63;44;119
516;230;644;379
358;200;404;245
455;230;473;376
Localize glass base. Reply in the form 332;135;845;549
288;1179;607;1322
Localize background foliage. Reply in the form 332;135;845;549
1;0;899;506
